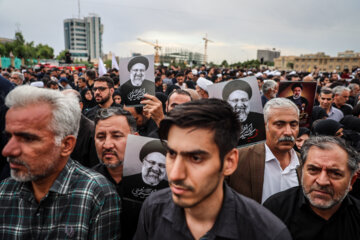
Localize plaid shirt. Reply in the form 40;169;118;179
0;158;121;239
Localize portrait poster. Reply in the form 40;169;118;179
278;81;317;128
207;76;266;146
123;134;168;204
119;55;155;107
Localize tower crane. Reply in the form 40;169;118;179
202;34;213;65
137;38;162;64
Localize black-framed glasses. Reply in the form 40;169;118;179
92;87;108;92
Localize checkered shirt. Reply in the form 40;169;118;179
0;158;121;239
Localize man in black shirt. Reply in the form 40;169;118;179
134;99;291;240
85;76;121;120
264;136;360;240
92;107;139;239
332;86;353;116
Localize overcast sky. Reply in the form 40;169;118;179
1;0;359;64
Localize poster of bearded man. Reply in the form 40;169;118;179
122;134;168;203
208;76;266;146
119;55;155;106
278;81;317;128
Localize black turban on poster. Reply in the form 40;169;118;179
139;140;167;162
222;80;252;100
128;56;149;71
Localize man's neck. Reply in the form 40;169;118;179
31;159;67;203
107;165;123;184
267;144;292;170
310;203;341;220
184;181;224;240
323;106;331;114
99;99;114;108
334;101;342;108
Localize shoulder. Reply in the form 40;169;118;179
0;177;21;195
68;161;119;200
238;142;264;154
263;186;300;215
230;188;290;239
143;187;172;207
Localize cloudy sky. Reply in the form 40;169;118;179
1;0;359;64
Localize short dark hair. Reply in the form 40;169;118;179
320;87;334;97
301;136;359;175
86;70;96;80
94;76;114;89
94;107;137;133
159;98;241;169
167;89;192;102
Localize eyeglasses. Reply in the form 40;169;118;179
92;87;108;92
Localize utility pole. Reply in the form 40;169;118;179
78;0;81;18
202;33;213;65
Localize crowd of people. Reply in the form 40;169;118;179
0;63;360;239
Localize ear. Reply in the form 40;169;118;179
60;135;77;158
165;100;169;113
110;88;114;96
349;172;358;191
222;148;239;176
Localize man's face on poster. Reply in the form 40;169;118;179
130;63;146;86
227;90;250;122
142;152;166;186
293;87;302;98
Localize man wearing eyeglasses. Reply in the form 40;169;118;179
85;76;122;120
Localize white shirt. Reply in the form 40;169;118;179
261;144;300;203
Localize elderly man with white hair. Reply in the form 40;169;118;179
228;98;301;204
332;86;353;116
9;72;24;86
0;86;121;239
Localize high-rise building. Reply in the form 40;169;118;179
64;14;103;62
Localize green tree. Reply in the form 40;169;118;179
0;32;54;60
36;44;54;59
221;60;229;67
56;50;68;60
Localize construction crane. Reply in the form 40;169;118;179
202;34;213;65
137;38;162;64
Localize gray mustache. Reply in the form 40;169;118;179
278;136;295;143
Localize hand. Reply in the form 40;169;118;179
140;93;164;127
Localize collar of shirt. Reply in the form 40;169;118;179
18;158;75;204
161;184;240;239
298;187;354;221
264;144;299;173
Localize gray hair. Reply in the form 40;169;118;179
348;83;359;92
301;136;359;175
263;97;299;123
262;80;277;94
5;85;81;145
332;86;350;96
11;72;24;83
94;107;137;133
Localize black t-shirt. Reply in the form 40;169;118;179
134;184;291;240
120;79;154;106
264;186;360;240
